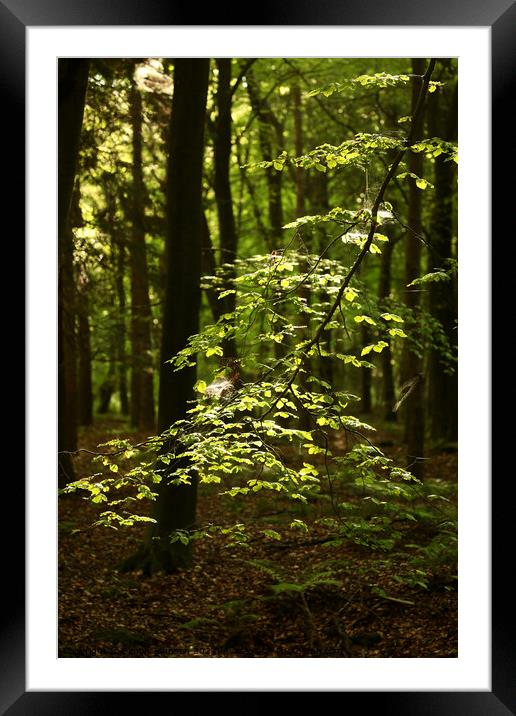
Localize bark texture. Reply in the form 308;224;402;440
58;59;89;487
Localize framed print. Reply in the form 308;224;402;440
6;0;514;712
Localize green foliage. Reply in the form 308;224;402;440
407;258;458;287
66;57;458;602
66;247;431;551
245;133;404;175
179;598;260;638
246;559;342;596
307;71;444;99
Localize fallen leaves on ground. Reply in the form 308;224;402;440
59;418;457;659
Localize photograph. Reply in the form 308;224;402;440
57;55;459;661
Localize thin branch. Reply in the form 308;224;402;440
257;59;437;419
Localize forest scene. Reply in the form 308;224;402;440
58;56;458;659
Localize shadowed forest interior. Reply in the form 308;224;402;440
58;57;458;658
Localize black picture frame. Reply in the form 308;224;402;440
8;0;513;712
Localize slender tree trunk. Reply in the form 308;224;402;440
402;59;427;480
98;295;117;415
246;71;284;250
307;171;334;386
360;323;373;414
213;58;238;358
427;78;458;445
128;68;155;431
121;59;210;575
292;82;313;428
293;83;305;219
97;366;115;413
72;180;93;428
355;249;373;414
237;141;271;250
378;237;398;421
76;278;93;426
115;237;130;416
307;171;330;254
104;180;130;417
201;212;223;323
247;70;286;364
58;59;89;487
60;220;78;444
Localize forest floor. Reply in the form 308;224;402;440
59;417;458;659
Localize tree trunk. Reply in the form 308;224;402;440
73;181;93;428
246;71;286;364
246;70;284;250
237;144;271;250
58;59;89;487
128;67;155;431
427;77;458;445
121;59;210;575
401;59;427;480
98;297;117;415
97;369;115;414
307;171;330;254
103;178;130;418
307;171;334;386
292;83;305;219
213;58;238;359
201;212;223;323
76;282;93;426
378;237;398;422
292;82;312;428
115;236;130;416
360;324;373;414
